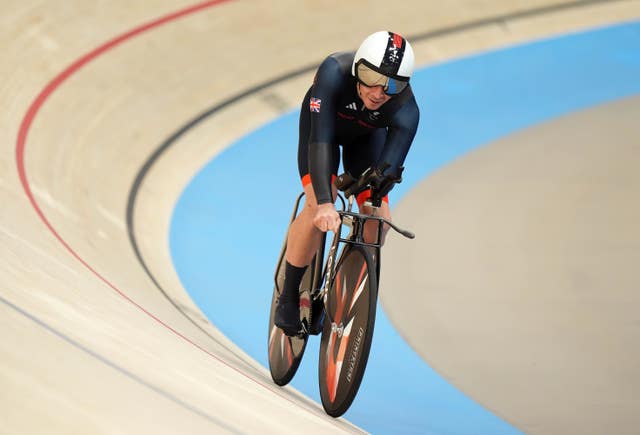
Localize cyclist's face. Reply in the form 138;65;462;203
357;82;391;110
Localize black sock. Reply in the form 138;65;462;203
280;261;308;304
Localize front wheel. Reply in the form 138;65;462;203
318;245;378;417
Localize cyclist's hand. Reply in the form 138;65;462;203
313;203;341;233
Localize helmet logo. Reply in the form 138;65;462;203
388;47;400;63
382;32;405;75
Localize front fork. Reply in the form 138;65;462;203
319;212;381;334
313;193;384;334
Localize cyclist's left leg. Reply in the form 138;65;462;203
359;200;391;245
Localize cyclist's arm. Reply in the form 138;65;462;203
376;95;420;178
308;56;345;205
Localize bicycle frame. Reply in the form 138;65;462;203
277;188;413;336
317;194;392;325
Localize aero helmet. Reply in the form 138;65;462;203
352;31;415;95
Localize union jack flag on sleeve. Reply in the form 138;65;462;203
309;97;322;113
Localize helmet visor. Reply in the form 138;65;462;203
356;62;409;95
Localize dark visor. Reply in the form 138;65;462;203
355;61;409;95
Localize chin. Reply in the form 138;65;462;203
366;101;384;110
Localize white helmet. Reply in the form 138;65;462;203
352;31;415;80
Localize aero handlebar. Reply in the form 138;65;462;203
338;210;415;240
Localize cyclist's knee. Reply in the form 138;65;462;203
301;184;320;215
361;203;392;244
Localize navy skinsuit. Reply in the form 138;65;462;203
298;51;420;205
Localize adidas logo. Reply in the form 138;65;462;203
345;102;358;110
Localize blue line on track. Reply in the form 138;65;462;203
170;21;640;434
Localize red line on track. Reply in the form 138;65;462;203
14;0;333;421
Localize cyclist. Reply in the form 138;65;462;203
275;31;420;336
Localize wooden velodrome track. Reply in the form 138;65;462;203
2;1;639;433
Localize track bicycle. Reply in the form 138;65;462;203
268;169;414;417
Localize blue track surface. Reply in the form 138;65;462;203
170;22;640;434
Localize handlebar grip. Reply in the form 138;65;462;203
339;168;373;198
334;172;357;192
336;164;402;202
400;229;415;239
